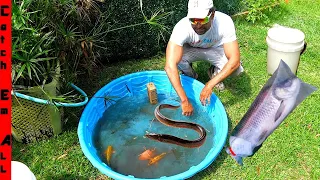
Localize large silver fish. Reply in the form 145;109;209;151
226;60;317;166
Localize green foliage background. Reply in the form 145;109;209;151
12;0;279;86
98;0;244;62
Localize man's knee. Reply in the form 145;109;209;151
231;64;244;77
178;62;198;79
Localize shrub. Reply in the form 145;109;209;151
12;0;169;88
240;0;281;23
98;0;280;62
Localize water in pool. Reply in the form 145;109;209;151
93;93;216;178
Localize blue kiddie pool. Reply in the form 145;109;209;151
78;71;228;180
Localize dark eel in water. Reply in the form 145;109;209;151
145;104;207;148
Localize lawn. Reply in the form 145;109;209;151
12;0;319;179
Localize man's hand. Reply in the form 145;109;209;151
199;40;241;106
200;83;213;106
165;41;193;116
181;100;193;116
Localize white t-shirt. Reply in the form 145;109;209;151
169;11;237;48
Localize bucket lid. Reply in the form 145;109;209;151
267;25;305;44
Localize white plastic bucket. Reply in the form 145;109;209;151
11;161;36;180
266;24;306;75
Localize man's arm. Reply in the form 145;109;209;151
200;40;240;104
165;41;194;116
209;40;240;86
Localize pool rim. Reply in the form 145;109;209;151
78;70;228;180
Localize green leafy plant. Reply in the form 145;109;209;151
12;1;57;87
12;0;173;104
12;32;56;85
240;0;281;23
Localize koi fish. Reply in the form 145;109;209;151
226;60;317;166
148;152;167;166
145;104;206;148
104;145;114;166
138;147;156;160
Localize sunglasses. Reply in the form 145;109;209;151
189;12;212;25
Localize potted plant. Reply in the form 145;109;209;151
11;0;88;143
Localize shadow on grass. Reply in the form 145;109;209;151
44;174;87;180
62;106;86;131
223;71;252;107
193;61;252;107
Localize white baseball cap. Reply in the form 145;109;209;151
187;0;213;19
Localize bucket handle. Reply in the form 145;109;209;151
300;42;307;55
12;83;89;107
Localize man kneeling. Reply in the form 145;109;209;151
165;0;243;116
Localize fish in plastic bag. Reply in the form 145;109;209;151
226;60;317;166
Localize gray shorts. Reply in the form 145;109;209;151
178;45;244;78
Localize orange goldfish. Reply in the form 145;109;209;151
104;145;114;165
138;147;156;160
148;152;167;166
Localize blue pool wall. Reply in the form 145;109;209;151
78;70;228;180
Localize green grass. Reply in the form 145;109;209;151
12;1;320;179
